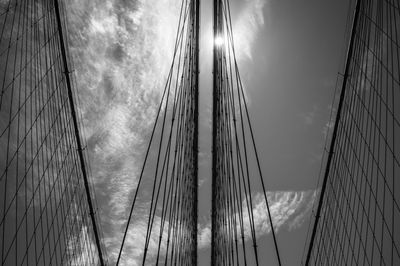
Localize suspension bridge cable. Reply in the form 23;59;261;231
304;0;361;264
1;0;106;264
212;0;282;264
305;0;400;264
116;0;200;264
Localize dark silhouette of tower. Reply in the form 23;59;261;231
305;0;400;265
0;0;105;265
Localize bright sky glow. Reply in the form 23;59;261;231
214;36;224;47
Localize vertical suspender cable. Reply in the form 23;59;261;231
211;0;219;265
193;0;200;264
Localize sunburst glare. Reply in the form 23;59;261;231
214;35;224;47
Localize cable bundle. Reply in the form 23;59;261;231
211;0;281;265
116;0;200;265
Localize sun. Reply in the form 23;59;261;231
214;36;224;47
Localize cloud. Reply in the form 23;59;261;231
232;0;267;61
196;190;318;248
322;104;337;138
1;0;283;265
64;0;274;264
67;226;100;266
265;190;318;231
299;105;319;126
66;0;184;264
104;213;174;265
198;225;212;248
200;0;267;65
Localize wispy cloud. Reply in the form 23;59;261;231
322;104;337;138
67;226;99;266
196;190;318;248
66;0;300;265
104;213;175;265
67;0;183;264
233;0;267;61
200;0;267;65
299;105;319;126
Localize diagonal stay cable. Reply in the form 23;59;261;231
115;1;192;263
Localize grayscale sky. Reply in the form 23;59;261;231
66;0;351;264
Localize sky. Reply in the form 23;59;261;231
65;0;352;264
